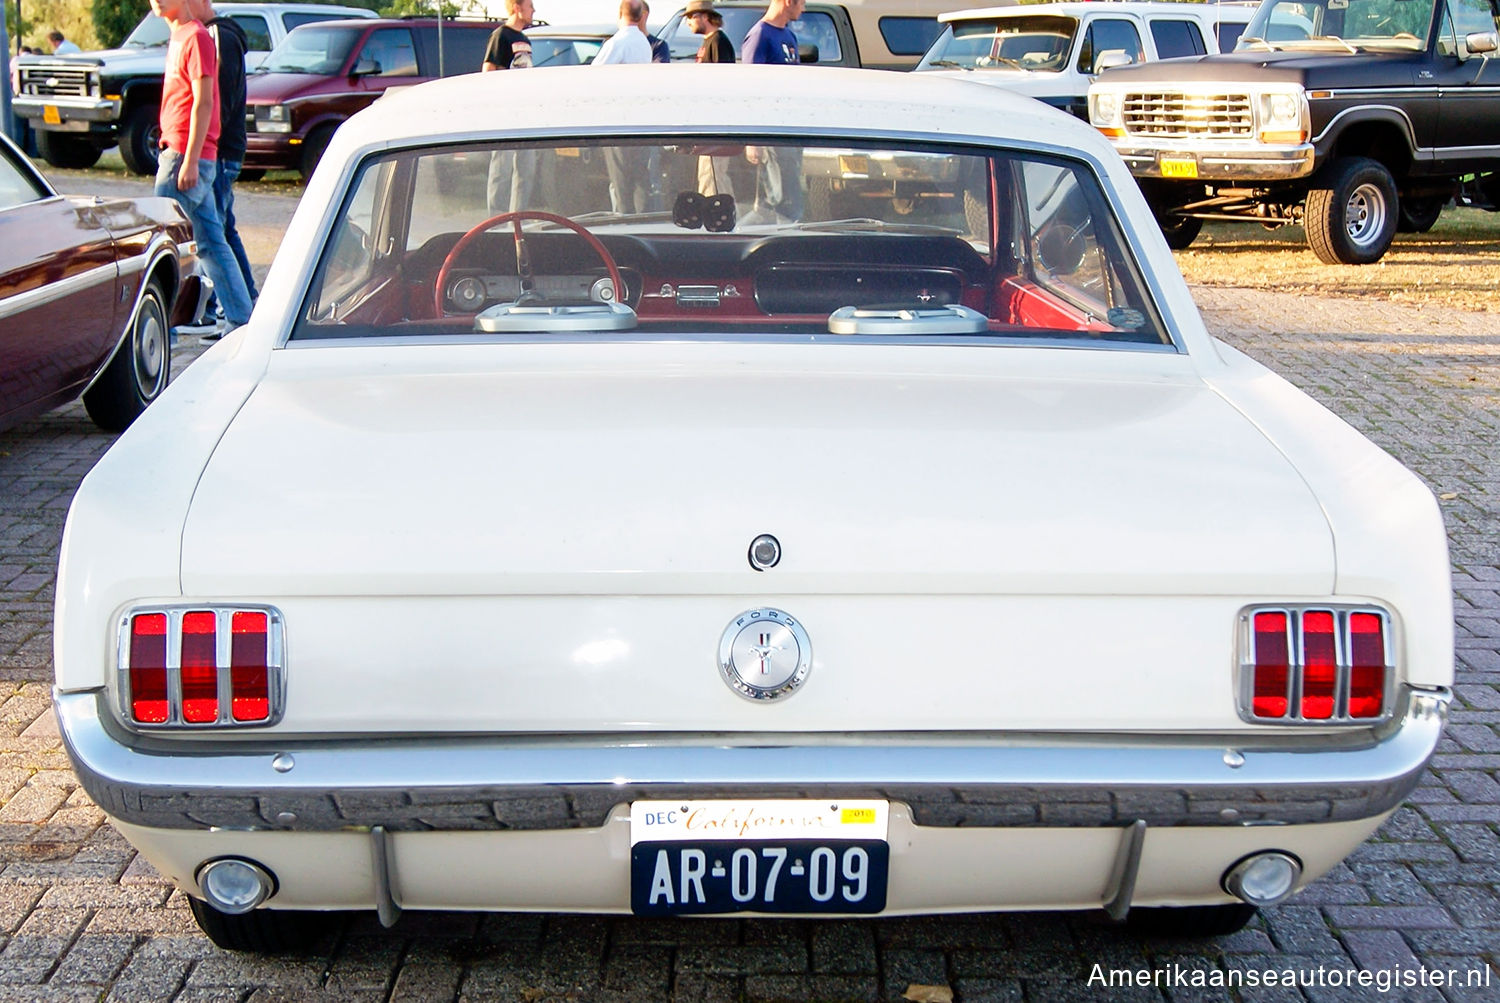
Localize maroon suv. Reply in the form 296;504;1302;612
245;19;500;179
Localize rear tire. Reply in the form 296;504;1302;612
188;898;327;953
1305;156;1397;264
82;280;170;432
1396;196;1443;233
1126;903;1258;938
1156;212;1203;250
236;168;266;182
37;131;102;169
117;104;162;176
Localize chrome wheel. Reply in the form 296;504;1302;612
1344;182;1389;249
133;291;169;402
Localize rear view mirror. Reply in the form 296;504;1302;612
1463;30;1498;57
1092;48;1133;74
350;56;381;77
799;43;820;63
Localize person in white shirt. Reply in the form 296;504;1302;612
48;31;82;54
594;0;654;212
594;0;653;64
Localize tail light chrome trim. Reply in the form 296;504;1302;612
1236;605;1394;725
116;606;286;729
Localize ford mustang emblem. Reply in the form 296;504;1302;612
718;608;812;702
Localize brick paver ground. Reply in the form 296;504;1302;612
0;272;1496;999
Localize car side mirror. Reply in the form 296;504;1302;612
1092;48;1134;74
350;56;381;77
1462;30;1498;57
798;42;819;63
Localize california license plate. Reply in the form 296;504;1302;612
630;799;889;915
43;105;61;125
1159;157;1198;179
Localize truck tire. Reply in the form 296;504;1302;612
236;169;266;182
36;131;102;170
1396;196;1443;233
118;105;162;176
1156;212;1203;250
1305;157;1397;265
188;898;328;953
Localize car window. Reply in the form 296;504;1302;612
283;10;367;31
359;28;419;77
917;16;1077;72
532;38;604;66
665;8;842;62
0;147;48;211
416;26;496;75
877;17;942;56
1149;18;1207;58
297;136;1168;348
1242;0;1437;46
1449;0;1500;34
229;14;273;52
261;25;364;74
1216;20;1249;49
123;14;171;47
1076;18;1144;72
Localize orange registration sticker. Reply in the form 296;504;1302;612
1159;157;1198;179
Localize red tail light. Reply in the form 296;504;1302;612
1250;611;1290;718
120;607;282;728
1347;612;1386;718
128;613;169;724
1299;611;1336;720
180;611;219;723
1241;606;1391;724
231;611;270;722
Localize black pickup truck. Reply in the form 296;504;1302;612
1087;0;1500;263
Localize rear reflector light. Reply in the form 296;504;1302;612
1242;606;1391;724
119;607;283;728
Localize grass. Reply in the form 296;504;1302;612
1174;208;1500;314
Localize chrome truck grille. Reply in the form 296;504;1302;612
20;66;94;98
1122;92;1253;138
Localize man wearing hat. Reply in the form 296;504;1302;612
687;0;734;63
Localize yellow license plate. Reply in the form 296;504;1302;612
1159;157;1198;179
43;105;61;125
839;154;870;175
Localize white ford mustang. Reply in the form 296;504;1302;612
53;65;1452;951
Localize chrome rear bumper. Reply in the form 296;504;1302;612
56;687;1448;834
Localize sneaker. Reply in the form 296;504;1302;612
173;319;218;336
199;321;240;343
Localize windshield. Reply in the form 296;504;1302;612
1239;0;1436;49
917;16;1078;72
123;14;171;48
260;25;363;74
295;136;1168;348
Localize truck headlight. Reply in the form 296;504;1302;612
1257;91;1307;144
1090;91;1124;137
254;104;293;133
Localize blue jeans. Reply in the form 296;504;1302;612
213;158;258;302
155;150;253;326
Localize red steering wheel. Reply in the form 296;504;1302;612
433;209;626;317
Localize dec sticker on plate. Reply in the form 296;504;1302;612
631;799;889;843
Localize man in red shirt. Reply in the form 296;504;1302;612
151;0;252;335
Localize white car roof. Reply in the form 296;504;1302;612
343;63;1111;153
938;1;1255;23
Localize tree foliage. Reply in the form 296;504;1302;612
379;0;464;17
91;0;135;48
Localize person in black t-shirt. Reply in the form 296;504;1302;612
688;0;734;63
483;0;535;69
484;0;538;211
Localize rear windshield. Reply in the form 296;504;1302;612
295;136;1169;348
260;25;363;74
